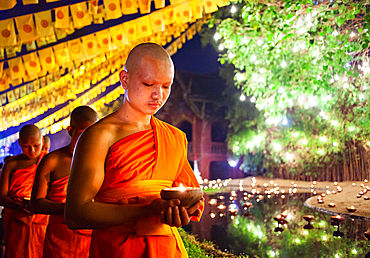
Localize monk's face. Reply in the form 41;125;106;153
18;135;43;159
124;55;174;115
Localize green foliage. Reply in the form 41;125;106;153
204;0;370;175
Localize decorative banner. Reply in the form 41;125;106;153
109;24;129;47
163;6;175;25
103;0;122;20
202;0;218;14
150;10;165;33
0;0;16;10
23;52;41;75
23;0;39;5
53;43;71;66
34;10;54;37
121;0;139;15
15;14;38;43
136;15;152;38
0;19;17;47
70;2;92;29
8;57;26;80
39;47;56;71
154;0;165;9
174;2;191;24
68;39;86;62
123;19;138;42
96;30;114;53
0;69;10;92
138;0;151;14
88;0;99;14
54;6;70;29
190;0;203;20
81;34;99;59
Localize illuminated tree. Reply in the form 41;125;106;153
205;0;370;179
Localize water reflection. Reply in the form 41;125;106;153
187;190;370;257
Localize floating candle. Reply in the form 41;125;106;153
318;199;324;204
347;206;356;212
302;215;315;222
364;196;369;200
352;183;357;187
328;203;336;207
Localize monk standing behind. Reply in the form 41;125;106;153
42;136;51;153
0;124;48;258
65;43;203;258
31;106;99;258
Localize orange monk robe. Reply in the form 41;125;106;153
89;116;203;258
43;175;91;258
3;152;49;258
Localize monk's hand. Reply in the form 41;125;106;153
186;198;204;218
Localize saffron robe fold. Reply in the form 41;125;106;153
43;175;92;258
89;116;203;258
4;152;49;258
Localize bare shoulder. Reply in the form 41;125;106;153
79;113;122;148
38;147;68;167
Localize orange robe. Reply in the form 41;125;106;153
43;175;91;258
89;116;203;258
4;153;49;258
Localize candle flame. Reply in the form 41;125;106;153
179;183;186;192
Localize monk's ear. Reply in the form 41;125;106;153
67;126;73;137
119;70;128;90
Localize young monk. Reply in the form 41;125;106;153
0;124;48;258
42;136;51;153
31;106;99;258
65;43;203;258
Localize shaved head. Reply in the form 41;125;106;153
70;106;99;127
19;124;42;141
43;135;50;145
125;43;173;75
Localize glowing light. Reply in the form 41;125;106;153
230;5;237;14
240;94;246;101
333;142;338;146
229;160;237;167
281;60;287;68
228;52;235;59
270;251;276;257
350;31;356;38
320;137;326;142
286;153;294;160
332;121;338;126
333;30;339;37
218;44;225;51
295;238;300;244
273;143;282;151
319;110;325;116
293;132;299;137
257;39;264;46
302;139;308;145
352;249;357;254
349;126;355;132
214;33;221;41
260;68;266;73
282;118;288;126
322;235;327;241
250;96;256;103
250;55;257;62
293;45;299;52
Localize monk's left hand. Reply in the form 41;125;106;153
161;198;203;227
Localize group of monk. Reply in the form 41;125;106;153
0;43;203;258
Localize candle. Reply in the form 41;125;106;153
352;183;356;187
328;203;336;207
302;215;315;222
364;196;369;200
318;199;324;204
347;206;356;212
160;185;203;208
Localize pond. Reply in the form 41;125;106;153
185;181;370;258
